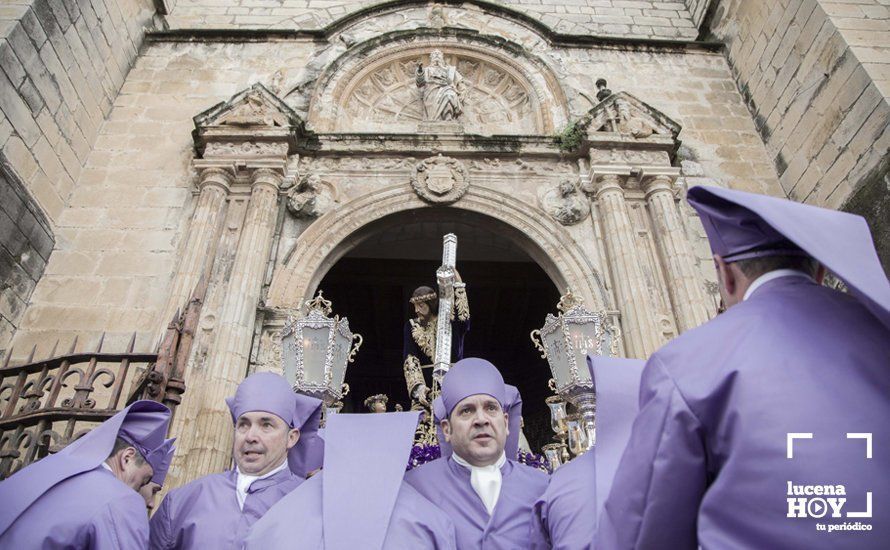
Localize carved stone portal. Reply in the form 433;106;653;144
411;154;469;204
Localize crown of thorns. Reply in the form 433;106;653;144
409;292;438;304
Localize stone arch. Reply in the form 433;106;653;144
267;184;607;310
305;29;570;134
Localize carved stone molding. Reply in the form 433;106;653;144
411;154;469;204
266;183;609;312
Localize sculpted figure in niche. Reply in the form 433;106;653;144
416;49;465;121
542;179;589;225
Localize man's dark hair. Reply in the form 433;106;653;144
734;255;818;280
108;437;147;464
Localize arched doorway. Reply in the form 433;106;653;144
315;207;561;452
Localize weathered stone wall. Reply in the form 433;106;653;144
0;0;156;226
0;155;54;353
708;0;889;268
165;0;701;40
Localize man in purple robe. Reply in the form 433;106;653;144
529;355;644;550
149;371;324;549
598;186;890;549
406;357;549;549
246;410;457;549
0;400;172;549
140;437;176;513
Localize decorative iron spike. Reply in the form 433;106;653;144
67;336;79;355
48;340;60;358
26;344;37;363
126;332;137;353
2;346;12;369
95;332;106;353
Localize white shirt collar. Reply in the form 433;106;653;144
452;451;507;516
743;269;813;301
235;459;288;511
100;462;113;473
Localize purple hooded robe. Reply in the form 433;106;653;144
598;186;890;549
530;356;644;550
149;372;323;550
0;400;172;549
245;411;457;549
405;358;549;549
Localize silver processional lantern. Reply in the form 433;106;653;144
531;290;621;463
281;292;363;412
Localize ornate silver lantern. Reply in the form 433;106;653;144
531;290;621;453
281;292;362;408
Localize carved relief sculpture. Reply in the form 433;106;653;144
416;49;465;121
411;154;469;204
286;173;336;218
541;179;589;225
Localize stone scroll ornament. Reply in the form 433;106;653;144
411;154;469;204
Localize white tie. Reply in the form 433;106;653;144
453;452;506;515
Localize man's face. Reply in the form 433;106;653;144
441;394;508;467
413;301;431;322
139;481;162;513
116;447;154;492
233;411;300;476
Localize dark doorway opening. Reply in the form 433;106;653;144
317;211;561;452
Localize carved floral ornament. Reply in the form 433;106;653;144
411;154;469;204
539;179;589;226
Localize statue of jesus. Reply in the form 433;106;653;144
415;49;465;121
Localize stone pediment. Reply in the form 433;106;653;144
581;91;681;142
193;83;306;157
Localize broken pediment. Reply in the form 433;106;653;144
580;90;681;142
192;83;307;157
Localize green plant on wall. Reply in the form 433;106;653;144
554;122;585;152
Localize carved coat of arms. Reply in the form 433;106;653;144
411;154;469;204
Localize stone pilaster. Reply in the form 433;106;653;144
592;166;663;359
642;170;711;332
180;167;283;479
157;165;232;330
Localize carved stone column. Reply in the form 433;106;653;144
157;166;232;329
642;170;711;332
592;167;663;358
181;167;283;478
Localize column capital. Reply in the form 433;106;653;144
639;166;681;198
196;165;235;194
250;167;284;192
589;165;632;198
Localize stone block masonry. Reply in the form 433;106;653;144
0;0;157;226
164;0;703;40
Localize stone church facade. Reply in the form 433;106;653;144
1;0;887;488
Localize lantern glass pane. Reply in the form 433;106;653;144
567;322;597;384
281;331;298;384
542;328;570;385
329;326;350;387
301;325;330;383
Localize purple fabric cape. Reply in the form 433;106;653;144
598;276;890;549
225;371;324;477
245;411;457;550
529;355;644;550
687;185;890;331
148;438;176;485
0;400;171;539
0;466;151;549
434;383;523;460
405;455;548;549
149;467;302;549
